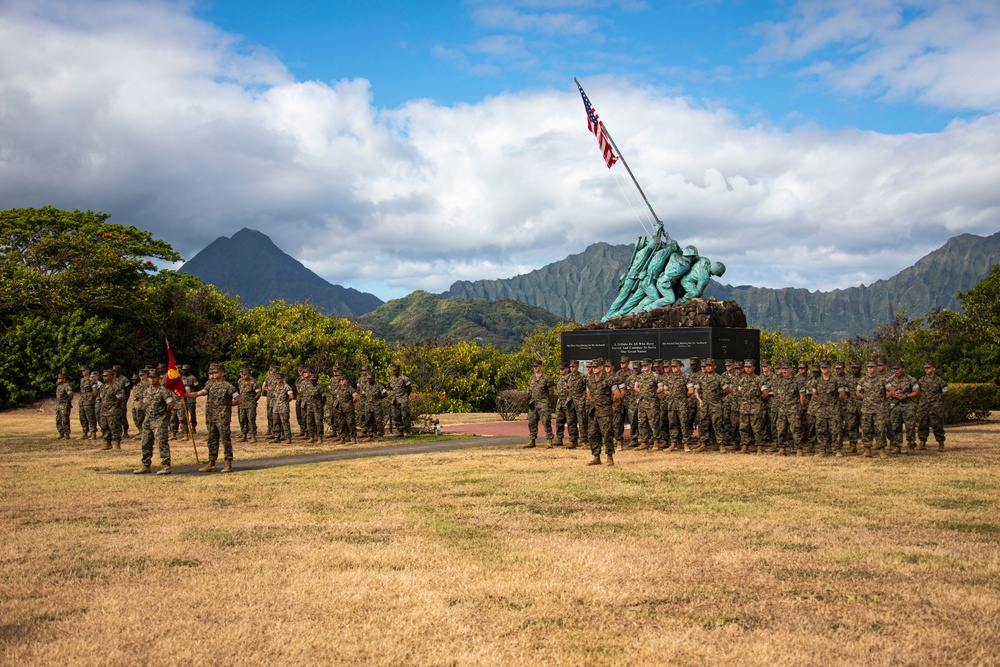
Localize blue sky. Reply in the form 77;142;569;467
1;0;999;302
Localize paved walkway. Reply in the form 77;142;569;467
113;434;525;475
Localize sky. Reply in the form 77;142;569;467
1;0;999;302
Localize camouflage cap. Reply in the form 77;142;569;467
671;359;683;367
102;369;113;376
877;357;888;365
924;360;936;368
892;361;904;369
653;358;663;366
850;361;862;368
866;360;877;367
743;358;755;367
641;358;652;366
57;372;66;379
80;365;91;372
604;359;614;366
239;367;250;374
703;358;716;366
147;369;160;379
208;363;223;373
797;361;808;369
834;360;845;368
112;364;122;372
138;369;148;376
559;361;569;369
761;359;772;367
269;365;280;372
619;355;630;363
724;359;734;366
391;363;401;370
819;360;831;368
532;359;543;366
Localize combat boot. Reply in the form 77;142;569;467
522;439;536;449
653;441;666;451
198;462;217;473
605;452;614;466
586;454;601;466
220;461;233;474
240;433;248;442
156;466;171;475
250;434;257;443
692;443;707;453
795;448;803;457
113;442;121;450
777;447;786;456
554;438;563;447
636;442;649;451
845;444;857;454
756;446;764;455
665;443;677;452
937;442;945;452
545;438;554;449
738;445;748;454
835;450;844;457
565;441;578;450
98;442;112;451
309;436;317;444
916;441;927;451
879;448;889;459
351;435;358;444
861;447;872;458
318;436;324;444
133;465;151;474
286;437;294;444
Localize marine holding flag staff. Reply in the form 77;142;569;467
185;364;241;473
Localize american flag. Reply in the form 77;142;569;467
577;82;618;169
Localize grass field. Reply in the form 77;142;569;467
2;405;998;665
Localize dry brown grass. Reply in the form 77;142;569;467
2;405;999;666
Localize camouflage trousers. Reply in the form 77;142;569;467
296;399;306;434
99;411;122;445
78;400;97;435
814;414;842;452
238;402;258;436
917;408;946;444
633;400;660;444
527;402;553;440
699;402;727;446
774;406;802;448
554;401;578;443
739;412;767;448
860;411;885;449
273;409;291;440
266;400;275;435
588;405;614;456
132;406;146;433
842;407;860;446
667;401;691;446
56;407;71;436
612;400;627;442
391;399;412;435
888;403;917;451
119;404;130;436
205;417;234;463
305;401;324;438
179;400;197;435
140;418;171;467
572;400;588;446
333;405;355;438
360;405;380;437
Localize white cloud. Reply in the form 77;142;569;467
0;0;998;303
755;0;1000;111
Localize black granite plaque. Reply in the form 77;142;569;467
561;327;759;366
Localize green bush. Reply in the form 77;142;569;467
940;383;996;424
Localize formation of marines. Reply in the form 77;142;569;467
525;355;949;465
58;362;413;475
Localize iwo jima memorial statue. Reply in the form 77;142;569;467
561;80;759;367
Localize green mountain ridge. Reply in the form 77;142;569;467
354;290;563;352
445;231;1000;340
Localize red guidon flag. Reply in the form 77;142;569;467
164;340;186;398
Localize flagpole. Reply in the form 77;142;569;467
574;77;664;236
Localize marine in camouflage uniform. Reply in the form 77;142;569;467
180;365;200;436
553;362;576;447
856;361;888;457
264;366;279;435
735;359;768;454
611;357;631;447
685;357;702;438
694;358;728;452
839;362;862;453
188;364;241;472
772;361;805;455
653;360;669;448
632;359;661;450
113;366;131;439
55;373;74;438
331;373;358;443
358;371;387;439
237;368;261;441
663;360;693;451
722;360;739;444
268;373;294;443
876;358;891;449
388;364;413;437
131;370;149;434
294;367;309;437
524;360;555;448
760;360;778;450
585;359;617;465
78;366;99;439
806;361;847;456
886;362;920;455
793;362;812;450
566;361;588;449
300;369;325;443
916;361;948;451
133;370;176;475
97;370;124;450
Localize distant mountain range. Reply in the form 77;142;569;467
355;290;563;352
445;231;1000;340
180;228;383;317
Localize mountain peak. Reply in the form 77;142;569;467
180;230;382;317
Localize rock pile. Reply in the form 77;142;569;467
577;298;747;331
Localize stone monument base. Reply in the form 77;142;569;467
561;326;759;371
